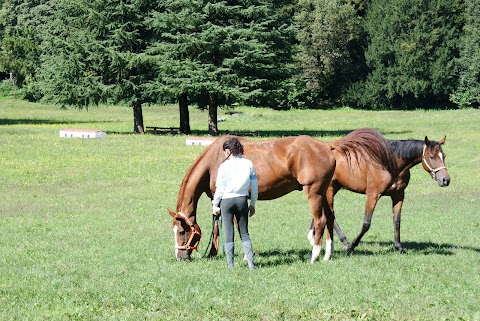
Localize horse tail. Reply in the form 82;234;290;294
330;128;399;177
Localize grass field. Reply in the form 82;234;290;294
1;98;479;320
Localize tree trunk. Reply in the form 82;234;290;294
208;93;218;136
179;93;191;134
133;100;144;134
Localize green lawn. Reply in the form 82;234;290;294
1;98;479;320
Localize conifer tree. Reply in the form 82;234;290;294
351;0;463;109
37;0;157;132
148;0;295;135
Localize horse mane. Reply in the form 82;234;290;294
387;139;424;159
388;138;443;159
330;128;399;176
176;139;222;211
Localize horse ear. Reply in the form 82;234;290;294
438;136;446;145
424;136;430;145
168;209;177;218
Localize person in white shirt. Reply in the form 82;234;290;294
212;137;258;269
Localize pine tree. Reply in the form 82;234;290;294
148;0;295;135
37;0;157;132
351;0;463;109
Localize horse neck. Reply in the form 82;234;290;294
389;140;424;174
176;151;214;221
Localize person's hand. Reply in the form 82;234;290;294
248;206;255;217
213;206;221;216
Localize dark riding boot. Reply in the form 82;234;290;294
225;242;234;268
242;240;255;270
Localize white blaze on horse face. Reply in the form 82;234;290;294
173;225;179;257
323;239;333;261
310;244;321;263
438;152;444;162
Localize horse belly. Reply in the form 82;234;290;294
333;158;369;194
257;179;302;200
334;157;392;195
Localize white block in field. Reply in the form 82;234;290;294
60;129;107;138
185;137;216;146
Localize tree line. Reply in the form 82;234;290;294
0;0;478;134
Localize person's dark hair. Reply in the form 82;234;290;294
223;137;244;156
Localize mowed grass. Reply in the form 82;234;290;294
0;98;479;320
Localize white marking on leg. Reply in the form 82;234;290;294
323;239;333;261
307;229;315;246
310;244;321;263
173;225;179;258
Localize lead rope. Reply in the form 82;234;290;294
201;215;225;258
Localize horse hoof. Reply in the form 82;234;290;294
343;244;353;253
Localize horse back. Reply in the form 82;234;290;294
329;129;398;194
207;135;335;200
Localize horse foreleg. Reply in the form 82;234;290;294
208;219;220;257
391;191;406;253
346;193;380;252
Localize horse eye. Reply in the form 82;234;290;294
179;231;186;236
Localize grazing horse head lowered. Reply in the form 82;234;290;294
169;135;336;263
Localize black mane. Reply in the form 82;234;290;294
388;139;425;159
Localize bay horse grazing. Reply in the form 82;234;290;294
168;135;336;263
308;128;450;253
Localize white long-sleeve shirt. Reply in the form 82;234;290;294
212;156;258;208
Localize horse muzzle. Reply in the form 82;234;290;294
437;174;451;187
176;249;192;260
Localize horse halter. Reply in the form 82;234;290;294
174;212;202;251
422;144;447;180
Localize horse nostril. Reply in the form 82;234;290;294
443;177;451;186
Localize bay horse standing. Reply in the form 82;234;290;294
308;128;450;253
168;135;336;263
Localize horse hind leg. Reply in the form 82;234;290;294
308;184;342;258
308;218;349;251
305;188;330;263
322;199;335;261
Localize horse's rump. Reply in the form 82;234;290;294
329;128;398;176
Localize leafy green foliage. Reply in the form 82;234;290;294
348;0;463;109
0;26;39;85
295;0;363;105
0;0;478;109
451;0;480;108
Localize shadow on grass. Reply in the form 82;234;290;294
165;129;412;138
2;118;413;139
255;248;312;267
343;241;480;257
252;241;480;267
0;118;112;126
